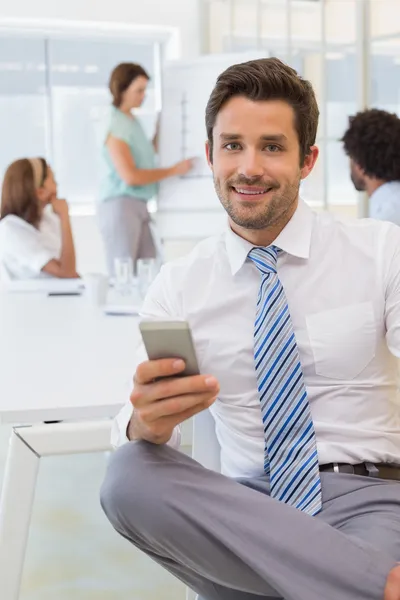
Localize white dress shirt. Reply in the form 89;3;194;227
0;207;61;280
369;181;400;226
112;199;400;478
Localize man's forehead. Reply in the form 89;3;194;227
213;97;296;136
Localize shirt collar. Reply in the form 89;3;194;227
225;198;314;276
370;181;400;203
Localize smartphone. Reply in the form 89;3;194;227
139;320;200;377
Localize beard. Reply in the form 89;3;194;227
350;170;366;192
214;174;301;230
350;163;365;192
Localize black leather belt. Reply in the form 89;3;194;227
320;462;400;481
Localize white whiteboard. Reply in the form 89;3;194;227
158;51;267;212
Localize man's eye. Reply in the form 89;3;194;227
265;145;280;152
224;143;241;151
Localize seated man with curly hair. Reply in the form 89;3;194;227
342;108;400;225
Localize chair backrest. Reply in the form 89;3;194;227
192;409;221;472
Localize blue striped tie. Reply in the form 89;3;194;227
249;245;322;516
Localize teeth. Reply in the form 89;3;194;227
236;188;267;195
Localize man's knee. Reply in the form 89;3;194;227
100;440;168;532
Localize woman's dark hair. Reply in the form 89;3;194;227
342;109;400;181
205;57;319;166
1;158;47;227
109;62;150;107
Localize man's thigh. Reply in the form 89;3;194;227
199;474;400;600
317;473;400;561
238;472;400;563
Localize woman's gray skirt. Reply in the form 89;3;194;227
97;195;157;276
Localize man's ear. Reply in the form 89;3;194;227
300;146;319;181
205;140;213;168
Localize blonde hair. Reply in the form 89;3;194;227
27;157;46;189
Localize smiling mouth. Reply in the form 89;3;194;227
231;186;274;196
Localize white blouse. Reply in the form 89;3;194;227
0;208;62;280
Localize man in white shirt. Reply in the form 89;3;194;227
342;108;400;225
101;58;400;600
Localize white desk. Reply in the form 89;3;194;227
0;292;140;599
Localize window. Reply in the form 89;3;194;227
0;37;48;175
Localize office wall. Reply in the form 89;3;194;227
0;0;201;57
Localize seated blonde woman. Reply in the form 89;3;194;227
0;157;79;279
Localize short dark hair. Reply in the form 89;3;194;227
109;63;150;107
341;109;400;181
205;57;319;165
1;158;47;227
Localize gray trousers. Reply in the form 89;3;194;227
100;441;400;600
97;195;156;276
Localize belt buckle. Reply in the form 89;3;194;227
365;462;379;478
333;463;355;475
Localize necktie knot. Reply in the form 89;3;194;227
248;245;279;275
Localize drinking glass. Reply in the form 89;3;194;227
114;257;134;295
137;258;159;298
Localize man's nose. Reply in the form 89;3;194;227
237;150;265;179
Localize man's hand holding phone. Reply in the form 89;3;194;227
128;358;219;444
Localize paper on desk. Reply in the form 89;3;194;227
103;304;141;316
3;278;84;294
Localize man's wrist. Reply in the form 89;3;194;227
126;413;173;445
126;414;141;441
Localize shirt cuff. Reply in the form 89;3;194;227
110;401;133;448
110;400;182;450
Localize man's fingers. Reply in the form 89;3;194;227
139;391;216;422
131;359;220;443
152;374;218;404
160;401;217;431
134;358;185;385
132;374;219;407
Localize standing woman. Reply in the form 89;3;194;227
0;157;79;280
98;62;193;275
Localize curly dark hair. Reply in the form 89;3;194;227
342;109;400;181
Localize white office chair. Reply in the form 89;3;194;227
187;410;221;600
192;409;221;472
